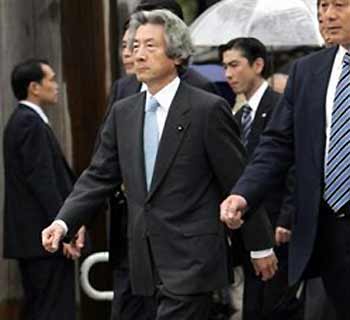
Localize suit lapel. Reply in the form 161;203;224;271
147;83;191;199
308;47;337;171
125;93;148;197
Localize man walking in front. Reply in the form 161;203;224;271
42;10;276;319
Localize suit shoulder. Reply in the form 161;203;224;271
294;46;337;67
111;91;144;114
182;82;228;107
6;106;42;129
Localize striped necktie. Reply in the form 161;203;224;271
324;52;350;212
144;96;160;190
241;104;253;146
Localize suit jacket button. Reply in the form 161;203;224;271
145;204;151;211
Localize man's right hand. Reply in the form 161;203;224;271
220;194;247;229
42;222;66;253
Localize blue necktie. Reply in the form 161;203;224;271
241;104;253;146
144;96;160;190
324;52;350;212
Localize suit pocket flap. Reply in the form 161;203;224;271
182;219;219;237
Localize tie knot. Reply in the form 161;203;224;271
344;52;350;66
146;97;159;112
242;104;252;115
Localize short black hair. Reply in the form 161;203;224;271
135;0;183;20
11;58;49;100
219;37;269;78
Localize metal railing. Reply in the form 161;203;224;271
80;251;113;301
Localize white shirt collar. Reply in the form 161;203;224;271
338;45;349;61
324;45;350;156
140;82;147;92
145;77;180;112
247;80;268;114
19;100;50;124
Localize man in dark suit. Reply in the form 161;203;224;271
3;59;84;320
106;50;220;320
104;4;218;320
42;10;276;320
220;37;302;320
105;71;219;320
101;5;218;320
221;2;350;319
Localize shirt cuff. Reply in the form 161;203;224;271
250;248;274;259
54;219;68;236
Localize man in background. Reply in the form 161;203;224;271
221;1;350;318
3;59;84;320
220;37;302;320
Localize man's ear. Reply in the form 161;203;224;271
28;81;40;97
253;57;265;76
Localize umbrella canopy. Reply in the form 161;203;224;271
190;63;226;82
189;0;323;48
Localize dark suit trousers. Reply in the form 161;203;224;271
110;265;212;320
311;204;350;319
243;245;303;320
111;266;156;320
155;285;211;320
18;256;75;320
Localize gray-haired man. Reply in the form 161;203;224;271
42;10;275;319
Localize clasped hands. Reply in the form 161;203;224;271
220;194;278;281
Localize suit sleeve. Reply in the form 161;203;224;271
204;98;246;194
19;117;65;221
232;62;297;209
204;99;274;251
57;105;123;239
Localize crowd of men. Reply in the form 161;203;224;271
2;0;350;319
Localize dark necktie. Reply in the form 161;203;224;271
241;104;253;146
324;52;350;212
143;96;160;190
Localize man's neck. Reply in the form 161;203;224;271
244;78;264;101
147;73;178;96
25;96;42;108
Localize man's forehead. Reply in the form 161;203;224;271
41;64;55;76
134;24;165;40
320;0;350;4
223;49;244;60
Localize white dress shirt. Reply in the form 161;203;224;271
144;76;180;140
246;80;268;122
324;46;349;162
19;100;49;124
